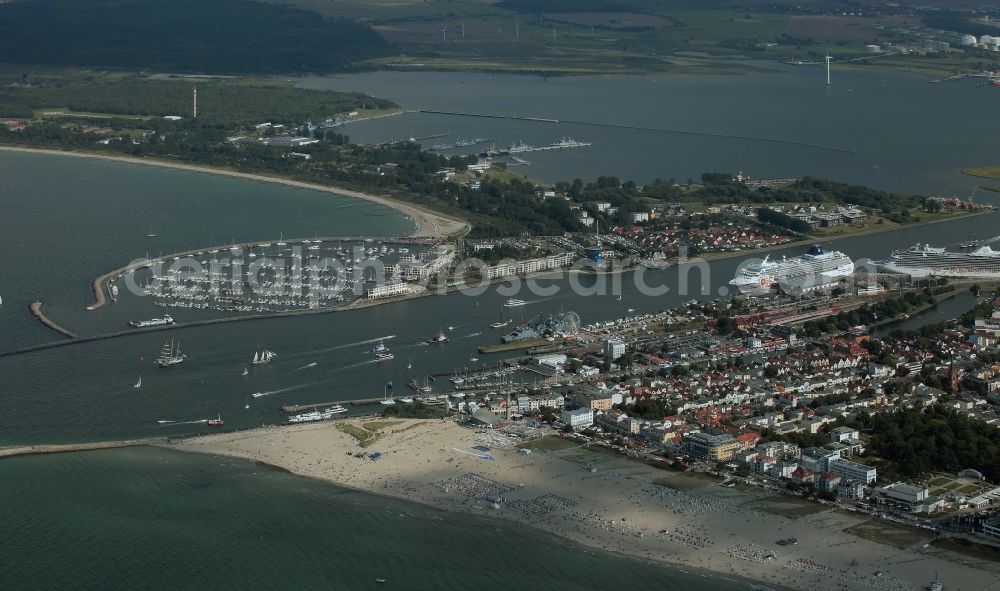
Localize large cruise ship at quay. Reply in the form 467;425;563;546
880;243;1000;278
730;244;854;295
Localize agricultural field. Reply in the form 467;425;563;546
783;15;919;43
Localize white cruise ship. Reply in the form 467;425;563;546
881;243;1000;278
730;244;854;295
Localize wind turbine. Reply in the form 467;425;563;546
441;26;447;42
825;54;832;85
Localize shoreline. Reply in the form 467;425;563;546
162;440;781;591
166;420;1000;591
0;145;470;239
698;208;994;264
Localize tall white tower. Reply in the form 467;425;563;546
825;54;832;85
193;86;198;117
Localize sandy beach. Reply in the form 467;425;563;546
171;420;1000;591
0;145;469;238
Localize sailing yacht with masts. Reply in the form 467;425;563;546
251;348;277;366
156;339;186;367
490;306;511;329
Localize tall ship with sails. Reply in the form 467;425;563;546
251;349;277;366
729;244;854;295
156;339;186;367
880;243;1000;278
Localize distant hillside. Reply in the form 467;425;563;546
0;0;394;74
494;0;765;12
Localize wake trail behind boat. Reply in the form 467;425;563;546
251;382;321;398
293;362;318;371
157;419;209;425
250;358;381;399
301;334;397;356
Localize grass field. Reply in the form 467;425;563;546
753;495;829;519
931;536;1000;563
0;70;392;122
844;520;934;549
337;423;381;447
5;0;999;78
362;420;403;432
658;471;720;491
963;166;1000;181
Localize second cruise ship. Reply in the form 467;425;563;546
880;243;1000;279
730;244;854;295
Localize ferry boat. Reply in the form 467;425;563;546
130;314;175;328
729;244;854;295
376;352;395;362
370;341;389;354
504;298;527;307
288;405;348;423
156;338;186;367
251;349;277;366
427;329;449;344
881;243;1000;279
207;413;224;427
